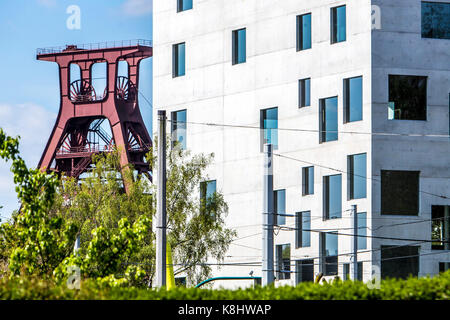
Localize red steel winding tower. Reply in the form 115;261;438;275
36;40;153;188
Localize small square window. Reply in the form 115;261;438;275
422;1;450;39
381;170;420;216
331;5;346;44
232;28;246;65
297;13;312;51
299;78;311;108
388;75;427;120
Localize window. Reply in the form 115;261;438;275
274;190;286;225
343;262;363;280
439;262;450;273
200;180;216;216
276;244;291;280
331;5;346;44
357;212;367;250
388;75;427;120
296;211;311;248
177;0;193;12
302;166;314;195
381;246;419;279
431;205;450;250
348;153;367;199
343;263;350;280
260;107;278;150
319;97;338;143
173;43;186;77
381;170;420;216
357;262;363;281
323;174;342;220
297;13;312;51
232;28;246;65
344;76;363;122
296;259;314;284
322;232;338;276
171;110;187;150
422;1;450;39
175;277;187;286
299;78;311;108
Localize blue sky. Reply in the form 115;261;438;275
0;0;153;221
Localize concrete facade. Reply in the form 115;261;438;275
153;0;450;288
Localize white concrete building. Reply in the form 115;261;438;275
153;0;450;288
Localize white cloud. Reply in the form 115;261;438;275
122;0;153;16
0;103;56;220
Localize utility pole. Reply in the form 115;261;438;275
262;143;274;286
156;110;167;288
352;204;358;281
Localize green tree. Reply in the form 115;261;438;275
52;141;235;287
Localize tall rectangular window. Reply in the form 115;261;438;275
381;246;419;279
344;76;363;122
200;180;216;216
422;1;450;39
343;263;350;280
274;189;286;225
357;212;367;250
348;153;367;199
177;0;193;12
296;211;311;248
319;97;338;143
322;232;338;276
388;75;427;120
299;78;311;108
324;174;342;220
357;262;363;281
276;244;291;280
381;170;420;216
297;13;312;51
296;259;314;284
302;166;314;195
173;43;186;77
171;110;187;150
431;205;450;250
232;28;246;65
331;5;346;44
260;107;278;150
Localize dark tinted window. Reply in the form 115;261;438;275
276;244;291;280
381;170;420;215
299;78;311;107
173;43;186;77
422;1;450;39
296;211;311;248
296;259;314;284
331;5;346;43
302;166;314;195
320;97;338;143
381;246;419;279
177;0;193;12
389;75;427;120
232;28;246;65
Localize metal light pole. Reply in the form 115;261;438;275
352;204;358;281
156;110;167;288
262;143;274;286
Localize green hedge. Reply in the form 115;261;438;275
1;271;450;300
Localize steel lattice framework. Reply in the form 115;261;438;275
37;41;153;190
